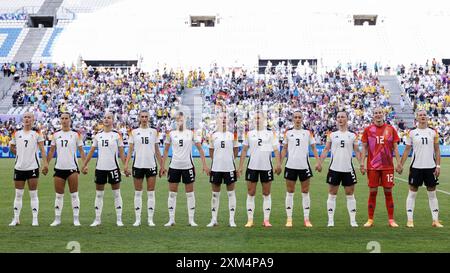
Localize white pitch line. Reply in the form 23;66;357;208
395;177;450;195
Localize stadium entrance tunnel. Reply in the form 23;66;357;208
84;60;138;68
28;15;55;28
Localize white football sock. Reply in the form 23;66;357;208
168;191;177;221
263;194;272;221
211;191;220;221
302;192;311;220
134;190;143;222
285;192;294;218
54;193;64;217
246;194;255;221
29;190;39;219
227;190;236;222
13;189;24;219
71;192;80;220
327;194;337;223
94;190;104;221
186;192;196;223
113;189;123;222
406;190;417;221
427;190;439;221
147;191;155;221
346;194;357;223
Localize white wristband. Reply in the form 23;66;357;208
436;165;440;168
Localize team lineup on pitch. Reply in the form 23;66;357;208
4;108;446;233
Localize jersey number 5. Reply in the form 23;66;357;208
340;140;345;148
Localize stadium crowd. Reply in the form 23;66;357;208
1;60;450;146
398;60;450;144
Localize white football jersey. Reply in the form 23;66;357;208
209;131;239;172
405;127;439;169
165;130;201;170
10;129;45;171
129;127;158;169
327;130;357;172
243;129;278;171
92;130;124;171
51;130;83;170
283;129;315;170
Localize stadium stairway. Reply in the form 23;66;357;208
182;88;203;130
379;75;415;128
13;28;47;63
0;75;17;113
37;0;64;15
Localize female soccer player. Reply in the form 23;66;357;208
281;110;320;228
47;112;86;226
125;110;162;226
399;110;443;228
207;112;239;227
9;112;49;226
82;112;127;227
159;112;209;227
317;111;361;227
238;111;282;228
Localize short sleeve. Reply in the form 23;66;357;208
9;132;16;145
164;131;172;145
128;130;134;144
92;134;98;147
309;131;316;145
50;133;56;146
361;128;368;143
76;132;83;147
326;132;332;143
117;133;124;147
193;130;201;144
404;130;412;146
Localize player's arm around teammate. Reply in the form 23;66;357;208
280;110;318;228
398;110;443;227
81;112;126;227
46;112;86;226
206;112;239;227
237;111;281;228
124;110;162;226
8;112;48;226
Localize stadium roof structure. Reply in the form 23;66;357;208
52;0;450;70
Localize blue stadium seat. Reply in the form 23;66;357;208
42;28;63;57
0;28;21;57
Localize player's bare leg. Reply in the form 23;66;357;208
245;181;256;227
146;176;156;226
262;181;272;227
165;182;178;227
226;183;236;227
207;183;221;227
344;185;358;227
301;179;312;227
185;182;197;226
285;179;296;227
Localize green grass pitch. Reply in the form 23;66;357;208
0;157;449;253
